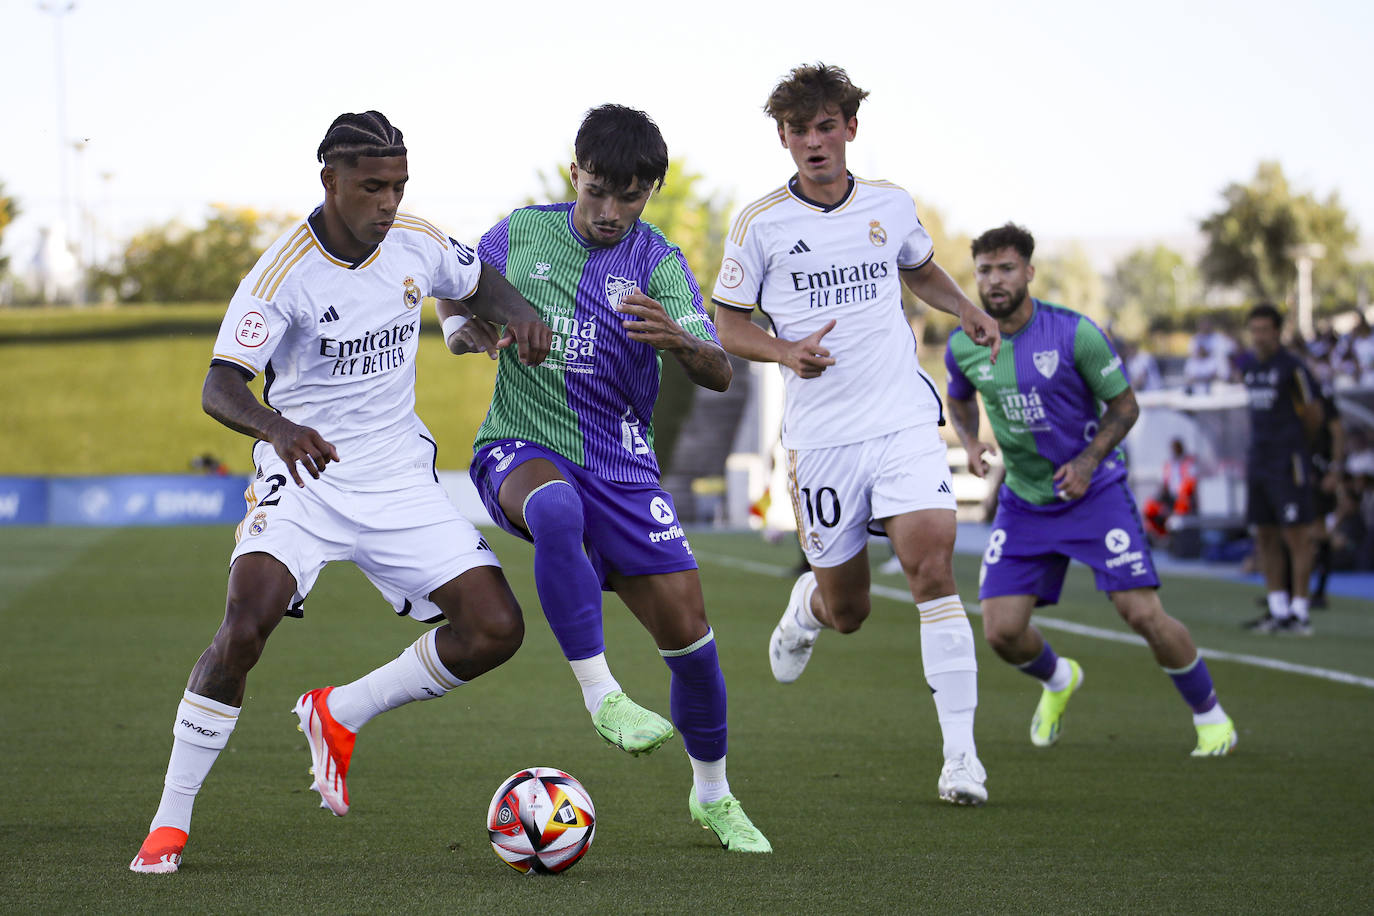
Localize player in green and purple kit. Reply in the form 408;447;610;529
945;223;1236;757
439;105;770;852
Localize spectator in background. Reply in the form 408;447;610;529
1239;303;1323;636
1144;437;1197;539
1307;322;1340;363
189;453;229;476
1348;426;1374;477
1183;318;1236;393
1333;313;1374;384
1123;340;1163;392
1309;384;1346;607
1328;472;1370;571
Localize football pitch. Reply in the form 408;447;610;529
2;526;1371;913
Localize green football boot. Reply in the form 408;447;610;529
689;787;772;853
1191;716;1238;757
1030;658;1083;747
592;691;675;757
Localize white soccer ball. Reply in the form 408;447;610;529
486;767;596;874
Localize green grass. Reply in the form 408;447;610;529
0;304;497;476
2;527;1371;913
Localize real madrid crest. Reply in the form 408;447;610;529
868;220;887;247
249;512;268;536
402;275;421;309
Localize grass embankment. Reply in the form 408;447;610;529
0;303;497;475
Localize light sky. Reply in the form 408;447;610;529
3;0;1371;272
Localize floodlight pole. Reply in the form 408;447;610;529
1291;243;1325;341
39;1;77;233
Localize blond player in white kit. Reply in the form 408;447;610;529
712;64;1001;805
130;111;551;873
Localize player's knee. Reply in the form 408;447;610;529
523;481;583;541
1112;591;1165;634
214;600;280;667
481;601;525;662
828;598;870;634
980;616;1023;654
900;553;957;599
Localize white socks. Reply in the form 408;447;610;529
791;575;823;631
689;754;731;804
918;596;979;761
150;691;239;833
1043;657;1075;692
327;629;464;733
570;653;621;716
1267;590;1291;620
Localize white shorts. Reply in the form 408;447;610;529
786;425;956;568
230;444;500;624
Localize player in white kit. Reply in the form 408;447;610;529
130;111;551;873
712;64;1001;805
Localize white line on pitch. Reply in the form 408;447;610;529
699;552;1374;691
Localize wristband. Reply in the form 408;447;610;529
442;314;471;340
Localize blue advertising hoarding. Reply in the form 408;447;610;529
0;477;48;524
0;475;249;526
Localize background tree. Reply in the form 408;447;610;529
1034;243;1107;326
96;204;293;303
1107;244;1195;340
905;200;972;344
1199;161;1359;305
0;180;19;276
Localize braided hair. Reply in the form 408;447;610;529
316;111;406;168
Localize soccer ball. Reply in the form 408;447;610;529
486;767;596;874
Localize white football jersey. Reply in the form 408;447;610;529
712;176;941;449
211;210;481;491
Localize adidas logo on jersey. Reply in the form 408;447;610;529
789;239;811;254
319;306;340;323
937;481;952;494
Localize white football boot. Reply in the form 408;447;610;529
769;572;820;683
937;752;988;806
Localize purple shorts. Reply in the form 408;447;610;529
470;439;697;589
978;478;1160;606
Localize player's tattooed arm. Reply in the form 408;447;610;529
202;364;339;487
446;263;552;366
947;395;998;478
670;336;733;392
1053;387;1139;500
617;290;732;391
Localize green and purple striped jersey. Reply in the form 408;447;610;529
945;300;1130;505
473;203;718;484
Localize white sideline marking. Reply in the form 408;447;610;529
700;553;1374;691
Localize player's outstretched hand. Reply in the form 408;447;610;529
962;304;1002;364
268;419;340;487
446;317;505;360
966;439;998;478
616;290;690;351
503;316;552;367
785;319;837;379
